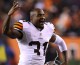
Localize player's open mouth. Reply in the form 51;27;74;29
40;22;44;25
40;20;44;23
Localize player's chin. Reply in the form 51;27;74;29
41;25;44;29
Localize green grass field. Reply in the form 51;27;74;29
68;59;80;65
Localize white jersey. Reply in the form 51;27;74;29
15;20;55;65
54;34;67;52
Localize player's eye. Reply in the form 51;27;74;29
37;14;41;17
37;14;45;17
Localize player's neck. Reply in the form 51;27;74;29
34;25;44;31
31;22;44;31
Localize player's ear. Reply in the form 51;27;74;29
30;12;33;20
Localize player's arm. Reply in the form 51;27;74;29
2;2;22;39
49;34;64;63
61;40;68;65
55;35;68;65
62;51;67;65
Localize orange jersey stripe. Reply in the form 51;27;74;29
14;24;23;27
14;22;22;26
13;25;23;30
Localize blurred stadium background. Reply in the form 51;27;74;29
0;0;80;65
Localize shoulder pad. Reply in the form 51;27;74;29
18;20;27;23
46;22;55;30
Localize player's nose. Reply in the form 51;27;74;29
40;17;45;22
41;16;45;20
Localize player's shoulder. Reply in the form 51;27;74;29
18;20;27;23
15;20;30;28
56;34;64;42
44;22;55;30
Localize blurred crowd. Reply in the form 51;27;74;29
0;0;80;65
0;0;80;36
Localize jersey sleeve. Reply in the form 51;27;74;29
60;39;67;52
13;20;23;31
13;20;24;39
54;34;67;52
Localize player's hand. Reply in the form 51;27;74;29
8;2;20;16
61;62;67;65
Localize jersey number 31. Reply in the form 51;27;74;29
29;41;48;55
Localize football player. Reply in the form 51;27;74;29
2;2;63;65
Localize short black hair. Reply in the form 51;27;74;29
30;8;43;16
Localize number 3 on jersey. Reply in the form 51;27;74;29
29;41;48;55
